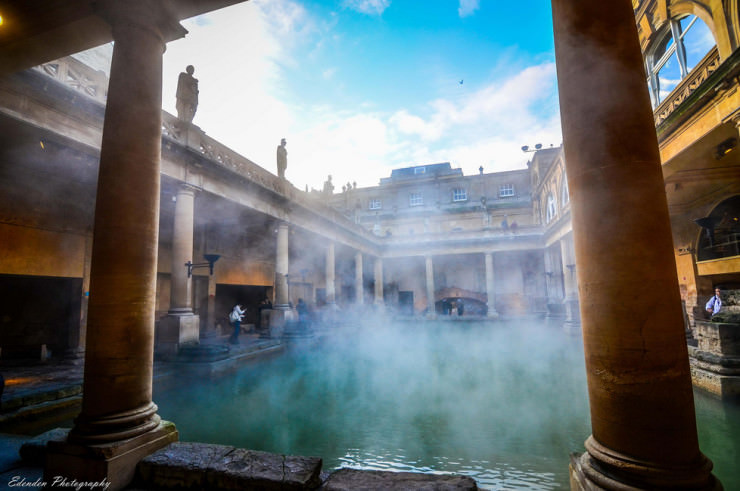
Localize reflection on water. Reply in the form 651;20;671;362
153;320;740;489
694;389;740;491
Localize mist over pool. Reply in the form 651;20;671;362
154;319;590;488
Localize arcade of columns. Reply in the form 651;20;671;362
25;0;718;488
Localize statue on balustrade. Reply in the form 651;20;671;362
176;65;199;123
276;138;288;179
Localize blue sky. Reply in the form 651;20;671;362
162;0;561;190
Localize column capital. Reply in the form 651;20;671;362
95;0;187;43
175;182;199;196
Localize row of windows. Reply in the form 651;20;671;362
367;185;516;209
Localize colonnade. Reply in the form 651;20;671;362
41;0;719;488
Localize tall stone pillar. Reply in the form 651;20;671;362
266;222;290;338
158;184;199;356
425;256;436;318
326;242;336;305
552;1;718;489
373;257;384;306
275;223;290;308
355;251;364;305
559;236;580;330
45;2;180;488
484;252;498;318
170;185;196;313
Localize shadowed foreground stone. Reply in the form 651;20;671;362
19;428;70;465
321;468;479;491
136;442;322;490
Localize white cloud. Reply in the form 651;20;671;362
458;0;480;18
162;2;561;192
342;0;390;16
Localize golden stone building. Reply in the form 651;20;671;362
634;0;740;326
0;1;736;489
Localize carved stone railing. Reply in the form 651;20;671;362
654;47;721;126
33;56;108;102
161;112;300;200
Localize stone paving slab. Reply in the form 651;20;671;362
137;442;322;491
321;468;479;491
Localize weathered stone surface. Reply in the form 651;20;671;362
321;468;478;491
137;441;234;489
696;321;740;355
19;427;69;465
136;442;322;490
209;448;321;490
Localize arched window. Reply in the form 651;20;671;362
696;195;740;261
646;14;715;107
546;193;557;224
561;175;569;206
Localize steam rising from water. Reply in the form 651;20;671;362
155;318;590;489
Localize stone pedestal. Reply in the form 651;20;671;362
156;313;200;359
689;320;740;399
45;422;178;491
267;309;292;338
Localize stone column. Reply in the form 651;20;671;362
552;1;717;488
45;2;180;488
373;257;384;306
170;185;196;313
484;252;498;318
275;223;290;308
355;251;364;305
266;222;290;338
560;236;580;330
326;242;336;305
425;256;436;318
158;184;199;356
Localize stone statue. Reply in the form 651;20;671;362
176;65;199;123
276;138;287;179
323;175;334;195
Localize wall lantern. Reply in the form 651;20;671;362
714;137;737;160
186;254;220;278
694;216;718;247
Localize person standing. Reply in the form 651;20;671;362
229;303;245;344
276;138;288;179
705;288;722;318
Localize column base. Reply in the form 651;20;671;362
569;437;719;490
45;421;178;491
156;313;200;359
267;308;293;338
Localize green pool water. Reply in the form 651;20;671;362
154;321;740;489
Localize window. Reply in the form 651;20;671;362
414;167;426;174
499;184;515;198
409;192;423;206
561;177;569;206
369;199;381;210
646;15;715;107
546;193;557;224
452;188;467;202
